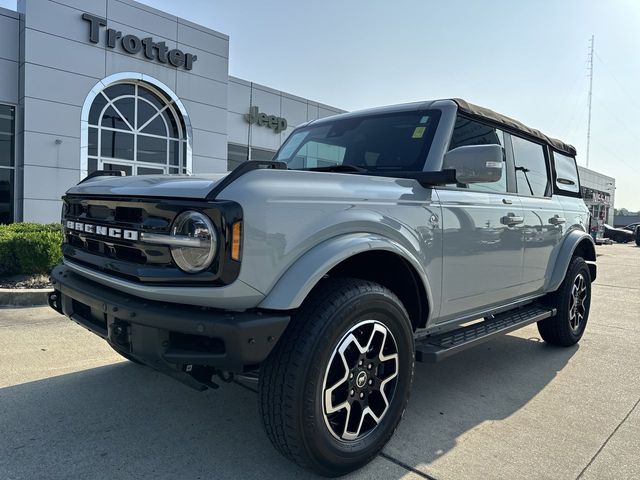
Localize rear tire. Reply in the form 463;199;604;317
538;256;591;346
258;278;414;477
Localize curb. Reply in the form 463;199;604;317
0;288;53;307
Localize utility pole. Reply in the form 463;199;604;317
586;35;594;168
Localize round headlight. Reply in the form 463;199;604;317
170;211;217;273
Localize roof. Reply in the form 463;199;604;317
307;98;577;157
453;98;576;156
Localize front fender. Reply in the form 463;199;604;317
258;233;434;315
545;229;596;292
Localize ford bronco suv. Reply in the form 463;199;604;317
49;98;596;476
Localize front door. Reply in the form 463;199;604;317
437;189;524;322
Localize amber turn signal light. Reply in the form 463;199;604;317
231;221;242;261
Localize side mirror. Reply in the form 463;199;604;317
442;144;504;184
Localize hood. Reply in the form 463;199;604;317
66;173;230;199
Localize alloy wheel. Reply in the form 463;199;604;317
322;320;399;441
569;273;588;331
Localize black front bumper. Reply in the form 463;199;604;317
49;264;290;382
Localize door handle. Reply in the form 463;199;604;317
502;198;513;204
501;214;524;226
549;216;566;225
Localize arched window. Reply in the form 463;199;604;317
86;81;187;175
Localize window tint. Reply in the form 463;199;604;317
553;151;580;194
277;111;441;172
511;135;549;197
448;117;507;194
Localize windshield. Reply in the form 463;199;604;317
275;110;441;172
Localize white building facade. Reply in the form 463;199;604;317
0;0;615;225
0;0;343;223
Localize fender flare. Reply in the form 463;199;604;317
258;233;434;316
545;229;597;292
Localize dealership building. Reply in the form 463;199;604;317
0;0;615;224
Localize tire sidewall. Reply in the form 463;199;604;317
558;258;592;341
299;290;414;472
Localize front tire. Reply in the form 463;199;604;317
259;278;414;477
538;256;592;346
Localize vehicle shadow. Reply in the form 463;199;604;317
0;332;576;480
385;330;578;472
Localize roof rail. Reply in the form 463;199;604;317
78;169;126;184
207;160;287;199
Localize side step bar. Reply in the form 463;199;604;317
416;304;556;363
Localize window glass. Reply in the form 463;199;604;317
113;98;135;129
87;82;187;175
553;151;580;193
137;166;164;175
103;163;132;176
88;93;108;125
0;105;15;168
101;130;134;160
251;147;276;161
512;135;549;197
102;106;131;131
136;135;166;164
228;144;248;170
0;168;13;223
276;111;441;172
448;117;507;193
169;140;180;166
103;83;135;100
88;127;98;157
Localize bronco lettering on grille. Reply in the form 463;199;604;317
66;220;139;241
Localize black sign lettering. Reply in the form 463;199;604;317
245;106;288;133
168;49;184;67
81;13;197;70
121;34;142;54
82;13;106;43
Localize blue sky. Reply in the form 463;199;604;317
3;0;639;210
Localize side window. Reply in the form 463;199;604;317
553;151;580;194
448;117;507;193
511;135;549;197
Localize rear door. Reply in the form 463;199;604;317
511;135;566;296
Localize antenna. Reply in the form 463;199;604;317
586;35;594;168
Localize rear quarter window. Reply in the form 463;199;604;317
553;151;580;195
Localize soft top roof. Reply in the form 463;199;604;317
453;98;576;156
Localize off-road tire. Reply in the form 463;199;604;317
258;278;414;477
538;256;591;346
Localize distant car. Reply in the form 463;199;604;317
622;222;640;232
603;224;635;243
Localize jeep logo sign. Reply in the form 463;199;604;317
245;106;288;133
82;13;198;70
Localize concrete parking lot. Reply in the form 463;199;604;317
1;243;639;480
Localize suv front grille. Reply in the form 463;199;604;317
61;195;243;286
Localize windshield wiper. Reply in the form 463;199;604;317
301;165;368;173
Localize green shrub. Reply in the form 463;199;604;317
0;223;63;276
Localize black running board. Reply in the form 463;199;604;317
416;304;556;362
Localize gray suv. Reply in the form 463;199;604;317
49;98;596;476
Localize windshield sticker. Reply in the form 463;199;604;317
412;126;426;139
419;116;429;124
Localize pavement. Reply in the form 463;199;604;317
0;243;638;480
